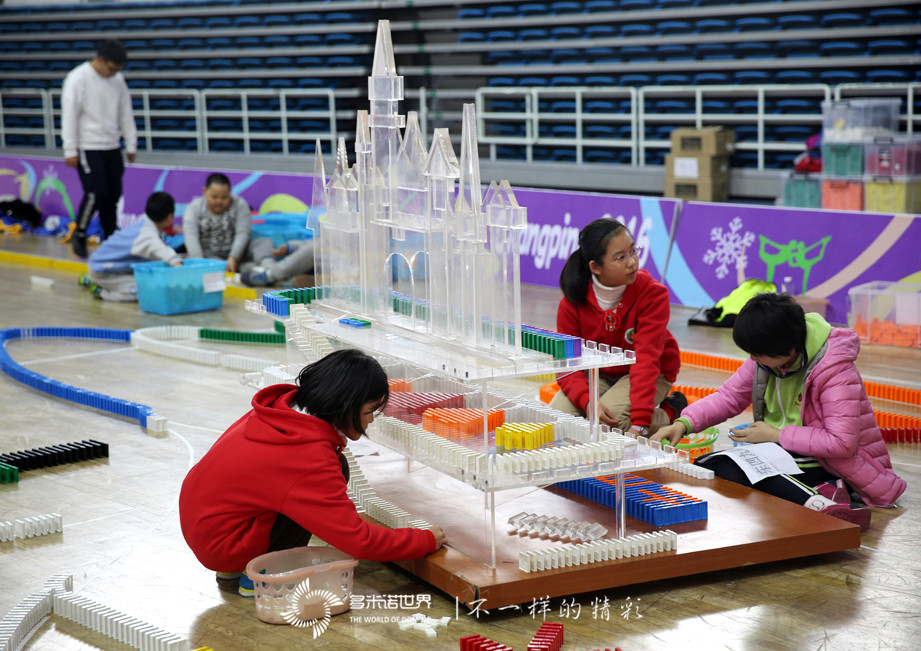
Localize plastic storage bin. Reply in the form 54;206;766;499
863;176;921;214
245;546;359;625
783;173;821;208
848;281;921;348
822;98;900;142
821;177;863;211
864;135;921;177
131;258;227;315
822;142;864;177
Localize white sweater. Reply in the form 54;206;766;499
61;61;137;159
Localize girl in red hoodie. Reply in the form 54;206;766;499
179;349;446;596
550;218;683;435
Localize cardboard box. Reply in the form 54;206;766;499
670;126;735;156
666;154;729;180
665;178;729;202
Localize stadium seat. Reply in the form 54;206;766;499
263;15;291;28
550;75;582;86
654;74;692;86
550;26;582;40
775;15;817;31
584;75;618;87
265;35;293;48
620;46;656;61
655;44;693;60
733;70;772;84
293;34;322;47
487;30;517;43
701;99;731;112
736;42;774;59
692;72;731;85
778;39;818;58
655;21;691;36
584;1;617;13
177;17;204;29
486;6;517;19
694;43;733;60
774;98;819;114
177;38;205;50
620;0;655;10
820;13;866;29
205;17;233;29
867;39;915;56
818;42;864;58
293;12;321;24
583;150;620;164
585;47;620;61
865;69;912;83
818;69;863;84
694;18;732;33
868;8;914;26
458;7;485;19
233;16;262;29
620;24;654;38
620;73;653;86
550;2;583;15
734;17;775;32
518;28;550;41
585;25;617;39
774;69;816;84
518;4;549;17
658;0;695;8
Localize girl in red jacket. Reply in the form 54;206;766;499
179;349;446;596
550;218;684;436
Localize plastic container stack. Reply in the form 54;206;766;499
848;281;921;348
817;98;915;213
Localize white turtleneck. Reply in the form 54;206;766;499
592;275;626;311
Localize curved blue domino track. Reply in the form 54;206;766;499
0;327;158;428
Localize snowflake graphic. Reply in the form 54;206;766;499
703;216;755;279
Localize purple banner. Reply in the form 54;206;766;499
514;187;681;287
665;202;921;324
0;154;314;235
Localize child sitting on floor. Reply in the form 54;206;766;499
79;191;181;302
178;348;447;596
651;292;906;531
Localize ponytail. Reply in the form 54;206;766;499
559;218;628;305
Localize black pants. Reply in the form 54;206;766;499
695;449;837;506
76;148;124;240
266;451;350;553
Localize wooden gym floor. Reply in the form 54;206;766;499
1;233;919;651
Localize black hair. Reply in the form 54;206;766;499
205;172;231;189
732;292;807;357
97;40;127;66
292;349;390;434
559;218;630;305
145;191;175;223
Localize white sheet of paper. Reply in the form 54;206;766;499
706;442;802;484
201;271;226;294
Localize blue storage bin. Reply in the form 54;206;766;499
131;258;227;315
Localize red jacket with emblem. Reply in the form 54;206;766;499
179;384;437;571
556;269;680;427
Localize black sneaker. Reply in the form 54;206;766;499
662;391;688;423
72;233;88;258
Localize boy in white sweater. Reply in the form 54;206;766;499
80;192;182;302
62;40;137;258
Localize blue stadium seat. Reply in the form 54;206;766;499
124;39;148;50
295;56;324;68
235;36;262;48
694;43;733;60
487;30;517;43
205;17;233;29
583;150;619;164
701;99;731;112
658;0;695;8
655;44;693;60
620;73;653;86
774;99;818;114
488;50;519;64
180;59;206;70
583;99;619;113
519;76;549;86
177;17;204;29
620;24;654;38
584;1;616;13
294;12;321;24
654;74;692;86
266;57;294;68
585;47;619;61
820;13;866;29
233;16;262;29
550;26;582;40
735;17;775;32
867;40;915;56
585;25;617;39
865;69;912;83
550;2;583;14
692;72;731;85
818;69;863;84
694;18;732;33
737;42;774;59
177;38;205;50
488;77;517;87
518;28;550;41
327;56;360;67
733;70;772;84
519;4;549;17
774;69;816;84
152;79;180;89
265;35;293;47
550;75;581;86
869;8;914;25
651;98;693;111
293;34;322;47
620;46;656;61
550;99;578;112
552;49;585;64
95;19;121;31
148;18;175;30
779;39;818;58
620;0;655;10
818;42;864;57
263;15;291;28
486;6;517;19
181;79;207;90
655;21;691;36
732;124;758;141
775;15;817;30
45;21;70;32
458;7;485;19
210;58;235;69
207;37;233;49
584;75;618;87
150;39;177;49
325;33;362;46
459;32;485;44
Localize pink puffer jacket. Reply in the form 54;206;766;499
683;327;905;507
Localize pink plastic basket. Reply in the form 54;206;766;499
245;546;358;626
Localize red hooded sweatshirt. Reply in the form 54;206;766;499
179;384;437;571
556;269;680;427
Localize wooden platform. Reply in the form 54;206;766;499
356;448;860;609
